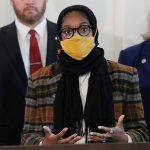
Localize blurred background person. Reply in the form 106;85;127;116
118;10;150;133
0;0;59;145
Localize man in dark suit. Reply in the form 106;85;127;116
0;0;59;145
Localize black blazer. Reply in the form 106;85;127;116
0;20;60;145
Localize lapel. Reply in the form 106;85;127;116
1;22;27;87
138;40;150;74
46;20;58;65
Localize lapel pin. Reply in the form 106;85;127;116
55;36;57;40
141;58;146;64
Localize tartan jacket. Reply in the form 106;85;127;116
21;60;149;145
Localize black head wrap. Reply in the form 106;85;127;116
57;5;99;46
54;5;115;140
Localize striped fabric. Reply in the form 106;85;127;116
21;60;149;145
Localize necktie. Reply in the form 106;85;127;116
29;30;43;75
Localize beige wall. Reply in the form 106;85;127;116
0;0;150;61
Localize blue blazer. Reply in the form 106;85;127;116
118;40;150;132
0;21;60;145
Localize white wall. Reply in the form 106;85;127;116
0;0;150;61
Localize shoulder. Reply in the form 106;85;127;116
123;42;143;52
119;42;144;59
121;40;150;56
47;20;57;30
0;22;15;35
29;63;61;85
46;20;58;38
30;65;52;81
107;60;137;76
118;41;145;66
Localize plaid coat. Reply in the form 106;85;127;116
21;60;149;145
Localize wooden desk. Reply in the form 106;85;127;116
0;143;150;150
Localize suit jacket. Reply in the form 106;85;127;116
21;61;149;145
0;20;60;145
118;40;150;132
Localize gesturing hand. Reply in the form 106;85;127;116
88;115;128;143
41;126;81;144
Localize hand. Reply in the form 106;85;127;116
88;115;128;143
41;126;81;145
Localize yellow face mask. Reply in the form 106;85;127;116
60;35;95;60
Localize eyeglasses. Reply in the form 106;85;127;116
60;25;92;39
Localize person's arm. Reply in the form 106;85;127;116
123;68;149;142
21;69;81;145
88;67;149;143
21;77;45;145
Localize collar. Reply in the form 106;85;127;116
34;18;47;37
15;17;47;38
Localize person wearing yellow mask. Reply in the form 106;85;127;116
21;5;149;145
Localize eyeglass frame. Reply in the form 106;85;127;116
60;25;93;39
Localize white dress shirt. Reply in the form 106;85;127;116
15;18;47;77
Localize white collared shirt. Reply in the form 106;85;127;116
15;17;47;77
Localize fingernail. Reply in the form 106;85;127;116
64;128;68;131
90;132;94;135
98;126;103;129
43;126;51;132
43;126;49;130
78;136;82;139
